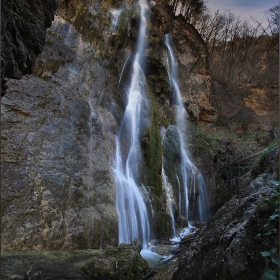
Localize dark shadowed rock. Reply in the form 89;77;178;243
1;0;58;96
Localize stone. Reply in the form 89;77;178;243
81;239;149;280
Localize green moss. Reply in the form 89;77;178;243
145;116;162;196
142;87;163;196
153;195;171;237
140;86;175;238
115;6;131;39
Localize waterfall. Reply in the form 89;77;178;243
161;127;176;237
197;173;211;222
113;0;150;248
164;34;210;222
109;9;122;34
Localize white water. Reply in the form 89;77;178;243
162;168;176;237
164;34;210;222
110;9;122;33
113;0;150;248
197;173;211;222
161;127;176;237
140;249;168;269
115;55;130;95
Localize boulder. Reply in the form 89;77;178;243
81;239;149;280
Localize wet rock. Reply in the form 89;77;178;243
172;146;279;280
81;239;149;280
176;215;189;228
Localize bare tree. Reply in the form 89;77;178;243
166;1;278;84
267;5;279;34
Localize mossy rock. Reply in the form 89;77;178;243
81;239;149;280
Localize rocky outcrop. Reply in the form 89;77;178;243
172;15;217;124
213;80;279;143
172;146;279;280
145;5;218;125
1;0;58;96
81;239;149;279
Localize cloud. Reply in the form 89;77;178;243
206;0;278;21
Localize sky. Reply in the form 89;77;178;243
206;0;278;23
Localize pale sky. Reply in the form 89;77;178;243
206;0;278;22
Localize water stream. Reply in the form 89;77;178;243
109;9;122;34
164;33;210;223
113;2;210;253
113;0;150;248
161;127;176;237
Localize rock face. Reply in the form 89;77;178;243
172;15;217;124
1;0;58;95
1;0;219;253
1;15;119;251
172;146;279;280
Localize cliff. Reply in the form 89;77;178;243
1;0;217;252
1;1;279;279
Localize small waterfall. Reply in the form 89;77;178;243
142;184;155;219
116;55;130;95
113;0;150;248
161;127;176;237
109;9;122;34
162;168;176;237
164;34;210;222
176;174;182;216
197;173;211;222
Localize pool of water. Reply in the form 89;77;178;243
1;249;102;279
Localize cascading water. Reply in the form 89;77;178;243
161;127;176;237
109;9;122;34
197;173;211;222
113;0;150;248
164;34;210;223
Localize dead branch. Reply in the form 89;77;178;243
201;148;267;174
